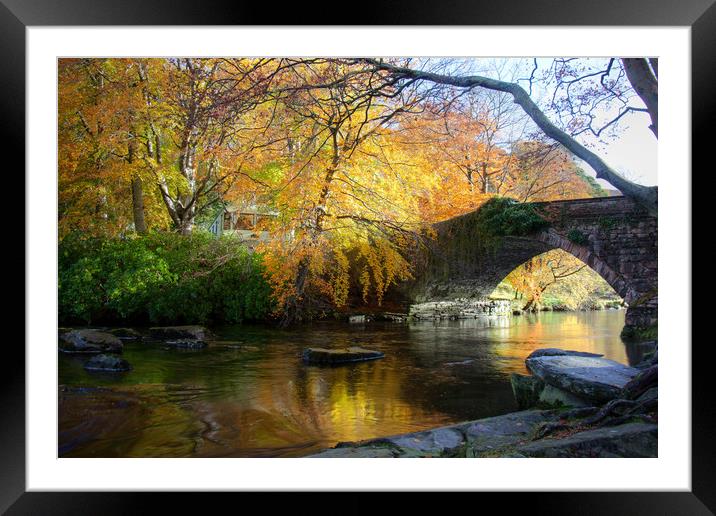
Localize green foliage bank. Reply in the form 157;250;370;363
59;232;274;325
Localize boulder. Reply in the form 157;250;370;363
106;328;143;341
59;330;123;354
165;339;207;349
83;354;131;372
527;348;603;359
302;347;384;365
510;373;545;409
149;325;212;340
538;384;590;408
526;354;639;404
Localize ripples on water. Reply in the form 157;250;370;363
58;310;642;458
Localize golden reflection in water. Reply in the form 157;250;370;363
489;311;628;374
76;353;454;458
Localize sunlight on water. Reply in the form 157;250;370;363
59;310;635;457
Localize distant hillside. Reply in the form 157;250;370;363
604;188;623;197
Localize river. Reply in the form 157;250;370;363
58;309;643;458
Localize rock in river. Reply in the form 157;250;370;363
527;348;603;359
165;339;207;349
59;329;123;354
83;354;131;372
106;327;143;341
526;354;639;404
149;325;212;340
510;373;545;409
302;347;384;365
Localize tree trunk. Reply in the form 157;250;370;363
177;205;195;235
522;298;536;312
131;177;147;234
280;134;340;326
127;133;147;234
621;58;659;138
279;257;311;328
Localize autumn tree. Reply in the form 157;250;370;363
505;249;587;312
509;141;596;202
360;58;658;215
134;58;282;234
58;58;173;237
238;59;437;324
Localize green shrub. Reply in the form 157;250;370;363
58;231;274;325
567;229;589;246
475;197;551;238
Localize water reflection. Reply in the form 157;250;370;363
59;310;629;457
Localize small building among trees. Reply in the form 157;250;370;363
208;204;278;249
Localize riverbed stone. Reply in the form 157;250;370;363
515;423;658;458
526;355;639;404
510;373;545;409
165;339;207;349
527;348;603;359
149;325;212;340
302;347;384;365
83;354;131;372
59;329;123;354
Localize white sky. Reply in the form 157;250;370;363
445;57;659;189
590;112;658;187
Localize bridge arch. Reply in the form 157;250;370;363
413;196;657;333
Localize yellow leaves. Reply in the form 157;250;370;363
329;249;350;307
355;238;413;306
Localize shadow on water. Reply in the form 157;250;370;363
59;309;630;457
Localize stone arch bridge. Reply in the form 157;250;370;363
413;196;657;333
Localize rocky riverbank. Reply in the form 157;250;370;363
309;344;658;458
58;325;230;371
409;299;512;320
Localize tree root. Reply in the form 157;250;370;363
533;395;658;441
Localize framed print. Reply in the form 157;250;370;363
5;0;712;512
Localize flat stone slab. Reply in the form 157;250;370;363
59;330;123;354
309;410;557;458
302;347;384;365
458;410;558;453
83;354;131;372
309;446;397;458
516;423;657;458
385;427;465;454
527;348;603;359
526;355;639;404
149;325;212;340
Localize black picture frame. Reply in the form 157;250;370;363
5;0;710;513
